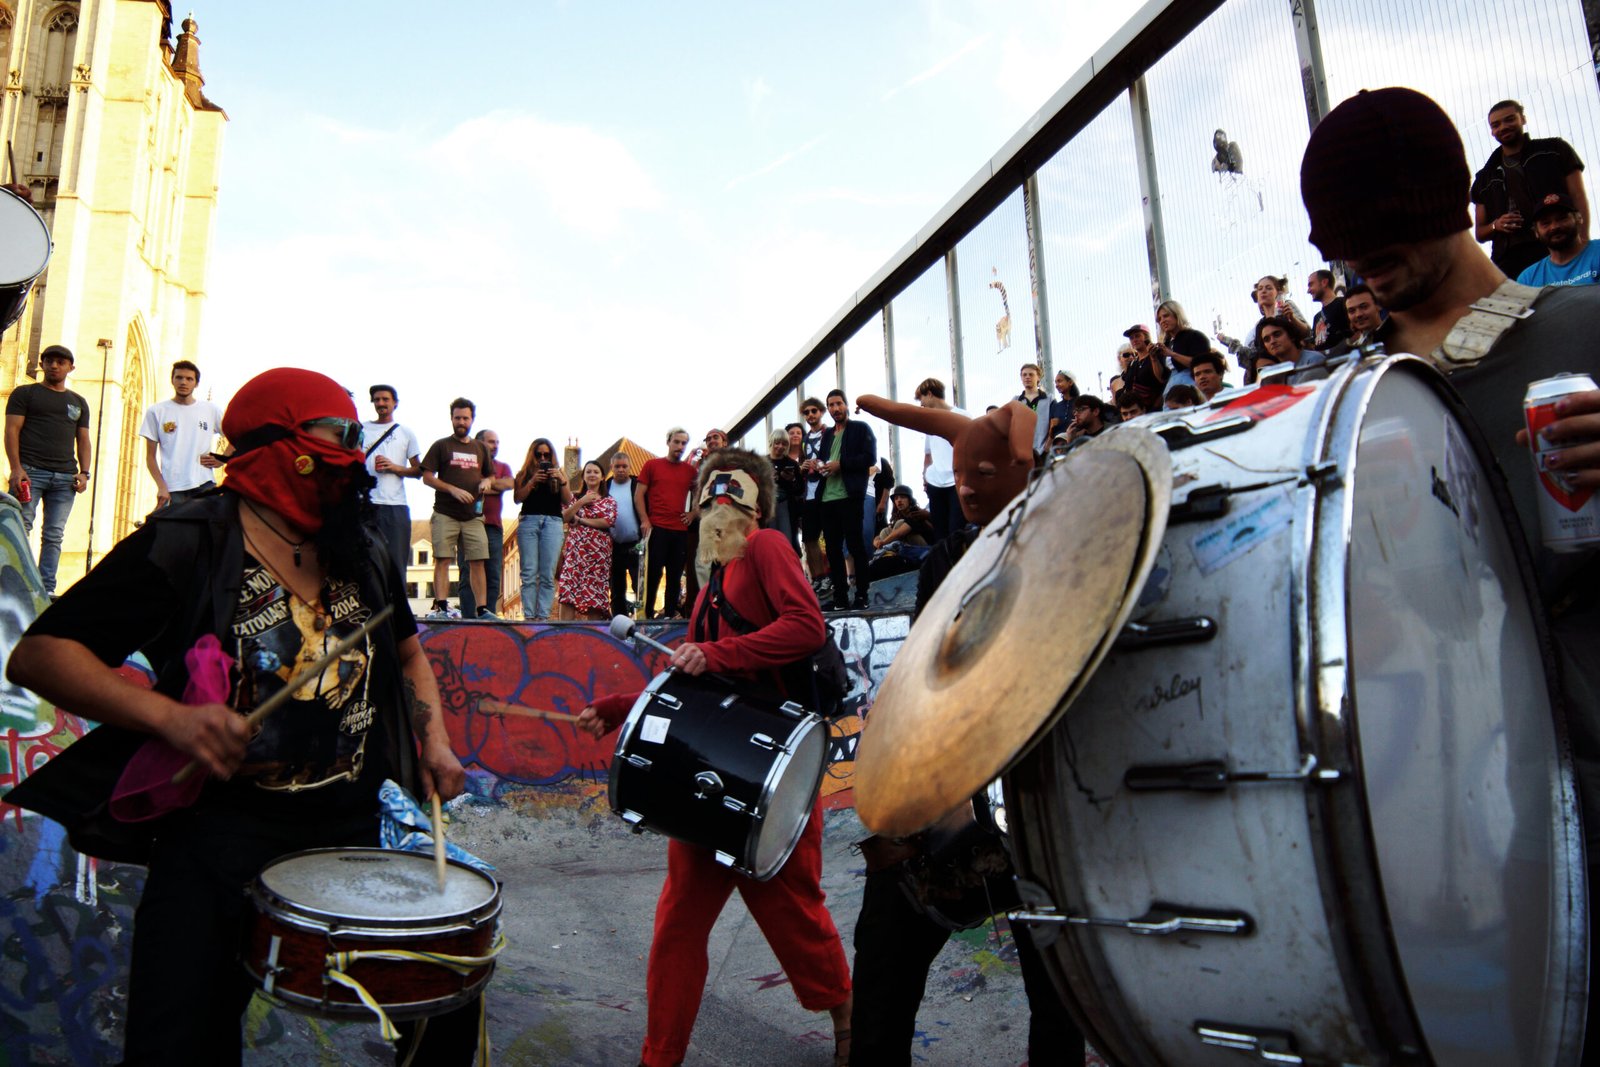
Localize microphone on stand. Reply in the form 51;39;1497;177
610;615;676;659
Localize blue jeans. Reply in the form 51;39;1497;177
516;514;563;621
18;467;76;595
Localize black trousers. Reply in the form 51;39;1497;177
644;527;688;617
925;484;961;538
121;805;480;1067
850;866;1082;1066
610;538;640;617
820;496;869;606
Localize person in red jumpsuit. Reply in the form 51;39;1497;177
578;447;853;1067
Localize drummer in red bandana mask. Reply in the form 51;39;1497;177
6;368;476;1065
578;448;854;1067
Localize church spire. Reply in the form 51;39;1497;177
169;13;205;109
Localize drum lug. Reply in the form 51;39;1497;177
693;771;725;799
778;700;808;719
1302;460;1342;488
1123;754;1341;793
719;694;739;708
721;796;750;815
263;935;283;996
1115;616;1217;649
654;693;682;711
1008;899;1254;939
623;753;653;770
1193;1021;1308;1065
713;850;738;868
1168;483;1231;524
1155;414;1255;451
749;732;786;752
621;809;645;831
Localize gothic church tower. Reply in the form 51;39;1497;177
0;1;225;586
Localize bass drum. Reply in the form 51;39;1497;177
1007;355;1585;1066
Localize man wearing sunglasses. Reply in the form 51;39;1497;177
420;398;494;619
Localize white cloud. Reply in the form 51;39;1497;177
430;111;664;237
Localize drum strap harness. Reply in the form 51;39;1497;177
705;563;852;718
1431;279;1542;371
322;933;506;1064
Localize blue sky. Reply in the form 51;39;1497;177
194;1;1149;503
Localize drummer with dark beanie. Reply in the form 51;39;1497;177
847;394;1086;1066
4;369;479;1065
578;447;853;1067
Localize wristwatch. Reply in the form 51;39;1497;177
77;471;89;481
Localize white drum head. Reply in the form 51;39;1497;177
0;188;50;285
1348;369;1579;1064
752;718;826;877
260;848;496;922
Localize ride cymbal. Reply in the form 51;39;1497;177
854;427;1172;836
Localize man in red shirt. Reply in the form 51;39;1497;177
634;427;697;618
580;448;853;1067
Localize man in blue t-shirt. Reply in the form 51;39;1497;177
1517;192;1600;288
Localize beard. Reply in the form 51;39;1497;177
313;463;379;582
698;505;757;568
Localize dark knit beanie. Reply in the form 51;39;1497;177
1301;87;1472;260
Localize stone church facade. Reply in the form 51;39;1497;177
0;0;224;586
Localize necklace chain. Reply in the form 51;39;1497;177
243;499;306;566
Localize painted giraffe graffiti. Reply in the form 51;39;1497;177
989;269;1012;353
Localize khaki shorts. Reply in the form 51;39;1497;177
431;513;489;561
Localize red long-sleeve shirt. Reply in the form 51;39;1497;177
593;527;825;727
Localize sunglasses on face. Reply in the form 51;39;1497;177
536;450;553;458
302;417;363;449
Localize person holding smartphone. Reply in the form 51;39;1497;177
513;437;572;621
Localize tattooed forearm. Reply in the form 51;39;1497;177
403;676;434;734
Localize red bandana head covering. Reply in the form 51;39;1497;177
222;368;364;533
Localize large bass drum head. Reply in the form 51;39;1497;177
752;717;827;879
1344;367;1583;1064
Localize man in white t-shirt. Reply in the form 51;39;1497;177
139;360;224;509
914;376;966;536
362;383;422;574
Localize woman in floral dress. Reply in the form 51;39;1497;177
556;461;617;620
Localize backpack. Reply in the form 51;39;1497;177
706;563;853;720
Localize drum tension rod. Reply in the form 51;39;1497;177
1193;1021;1319;1066
1115;616;1217;649
1008;900;1253;938
1123;754;1341;793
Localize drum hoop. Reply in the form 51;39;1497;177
0;185;52;283
253;848;501;932
1301;352;1587;1059
743;710;827;881
255;968;493;1023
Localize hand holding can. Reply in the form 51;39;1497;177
1523;374;1600;552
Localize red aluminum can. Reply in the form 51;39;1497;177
1524;373;1600;552
13;478;29;505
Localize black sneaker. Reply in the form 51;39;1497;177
476;607;498;620
853;594;870;611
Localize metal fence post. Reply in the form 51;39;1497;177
1023;171;1054;382
1129;77;1170;310
945;248;966;408
883;301;901;480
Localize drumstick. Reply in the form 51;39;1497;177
478;699;583;723
431;792;446;892
171;606;394;784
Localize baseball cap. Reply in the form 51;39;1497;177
1533;192;1577;221
1122;324;1150;339
39;344;73;365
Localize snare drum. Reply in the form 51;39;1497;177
244;848;501;1023
0;186;51;331
610;670;827;880
1008;355;1585;1065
